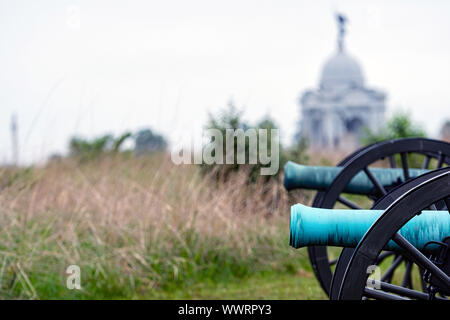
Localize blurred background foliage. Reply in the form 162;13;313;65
68;128;167;162
360;112;429;168
135;128;168;156
360;111;426;145
201;101;308;184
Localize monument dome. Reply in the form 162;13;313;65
299;14;386;150
320;52;364;90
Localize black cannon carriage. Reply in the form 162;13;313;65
284;138;450;300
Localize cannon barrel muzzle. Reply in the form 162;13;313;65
284;161;428;195
289;204;450;252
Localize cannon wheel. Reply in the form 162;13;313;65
329;167;450;299
308;138;450;296
337;168;450;300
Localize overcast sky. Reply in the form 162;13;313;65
1;0;449;164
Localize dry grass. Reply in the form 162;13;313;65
0;154;321;299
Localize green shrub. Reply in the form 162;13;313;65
201;101;308;183
361;112;426;145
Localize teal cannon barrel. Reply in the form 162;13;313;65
283;161;428;195
289;204;450;252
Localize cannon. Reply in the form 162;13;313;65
283;138;450;296
284;162;428;195
336;168;450;299
290;167;450;300
289;204;449;252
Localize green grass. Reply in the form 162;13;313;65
0;242;325;300
9;268;325;300
146;271;326;300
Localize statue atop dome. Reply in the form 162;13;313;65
320;14;364;91
336;13;347;53
298;14;386;150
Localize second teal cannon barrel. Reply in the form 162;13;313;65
289;204;450;252
283;161;429;195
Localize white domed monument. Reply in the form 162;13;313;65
300;14;386;150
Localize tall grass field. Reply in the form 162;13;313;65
0;154;327;299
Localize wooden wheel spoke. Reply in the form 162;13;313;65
389;155;396;168
367;280;446;300
381;255;403;283
436;153;444;169
393;233;450;287
376;251;394;264
363;167;387;196
337;196;362;209
401;261;413;289
363;287;409;300
400;152;409;180
422;155;431;169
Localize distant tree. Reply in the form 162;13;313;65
249;116;282;182
201;101;249;179
69;132;132;161
206;100;247;132
361;112;426;145
201;101;307;183
134;128;167;156
69;134;112;159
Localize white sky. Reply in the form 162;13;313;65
1;0;449;164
